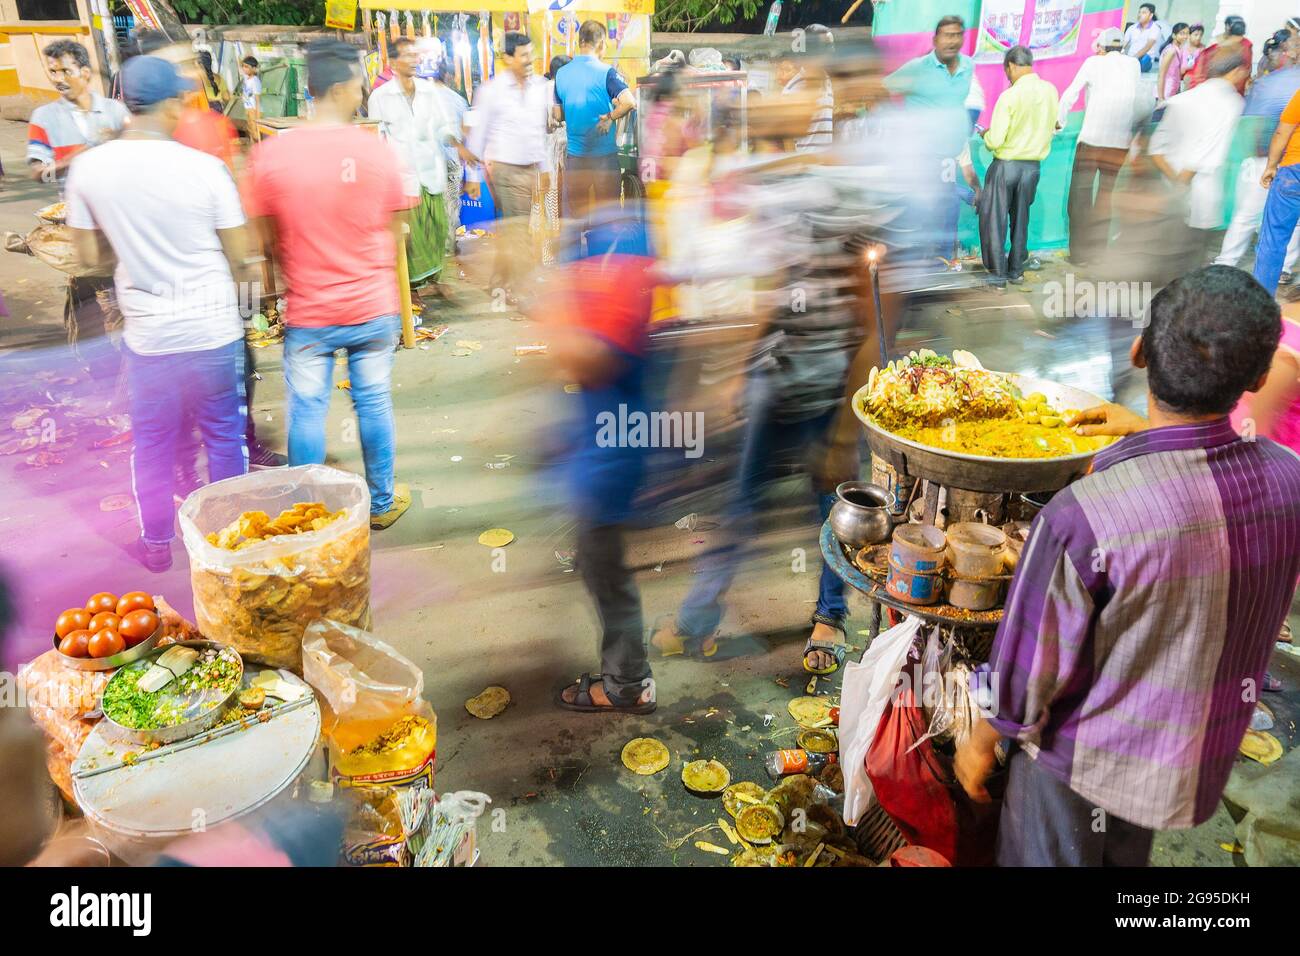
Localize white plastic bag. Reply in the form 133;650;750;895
839;616;921;826
179;464;371;671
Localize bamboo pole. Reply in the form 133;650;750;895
397;221;416;348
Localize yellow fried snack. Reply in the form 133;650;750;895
788;696;834;728
735;803;784;844
621;738;670;775
722;781;766;818
682;759;730;795
206;502;347;549
192;518;370;671
465;686;511;719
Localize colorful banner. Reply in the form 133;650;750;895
1028;0;1083;60
976;0;1086;62
325;0;359;30
975;0;1023;63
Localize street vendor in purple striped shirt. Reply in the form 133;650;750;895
955;265;1300;866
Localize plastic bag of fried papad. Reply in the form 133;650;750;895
179;465;371;672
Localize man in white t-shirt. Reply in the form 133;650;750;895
66;55;251;573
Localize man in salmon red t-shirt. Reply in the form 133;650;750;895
242;39;415;529
1254;87;1300;294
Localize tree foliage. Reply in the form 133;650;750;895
652;0;766;33
170;0;325;26
169;0;764;32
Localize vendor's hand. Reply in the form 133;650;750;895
1065;402;1148;437
954;735;996;804
1262;164;1279;188
596;115;614;135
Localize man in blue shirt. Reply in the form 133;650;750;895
883;15;980;263
553;19;637;222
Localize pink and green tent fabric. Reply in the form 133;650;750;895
873;0;1129;252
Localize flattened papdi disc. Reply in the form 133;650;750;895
621;737;670;775
682;759;730;795
465;685;511;719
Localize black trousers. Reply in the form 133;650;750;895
575;522;651;706
978;158;1041;280
996;750;1154;866
1067;144;1128;265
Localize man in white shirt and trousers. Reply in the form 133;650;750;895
1057;27;1151;266
1148;47;1250;264
465;30;552;303
369;36;461;299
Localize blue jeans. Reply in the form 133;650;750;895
126;340;247;543
1254;164;1300;295
283;315;399;515
677;377;849;639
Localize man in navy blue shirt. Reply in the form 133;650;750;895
553;20;637;222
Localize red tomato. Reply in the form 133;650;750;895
85;592;119;614
116;591;156;617
88;611;121;633
88;628;125;659
119;609;159;646
55;608;91;639
59;629;92;658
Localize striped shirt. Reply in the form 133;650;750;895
986;418;1300;830
27;93;129;173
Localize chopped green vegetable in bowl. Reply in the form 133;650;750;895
102;645;242;731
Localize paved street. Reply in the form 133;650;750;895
1;117;1291;866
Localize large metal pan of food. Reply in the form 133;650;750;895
852;350;1115;494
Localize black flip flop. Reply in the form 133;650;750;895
555;672;657;714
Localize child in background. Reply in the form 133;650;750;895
241;56;262;142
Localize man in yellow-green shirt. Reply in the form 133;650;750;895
977;45;1060;287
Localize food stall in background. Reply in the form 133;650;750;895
528;0;653;197
356;0;513;234
355;0;653;229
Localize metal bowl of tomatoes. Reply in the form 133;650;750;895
52;592;165;672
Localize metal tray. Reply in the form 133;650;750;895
852;372;1112;494
99;640;244;745
52;625;161;671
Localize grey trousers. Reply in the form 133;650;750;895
978;158;1041;279
487;161;538;291
996;750;1154;867
575;523;651;706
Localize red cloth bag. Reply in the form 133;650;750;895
865;658;1001;866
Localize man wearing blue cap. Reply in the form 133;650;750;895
66;55;252;572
